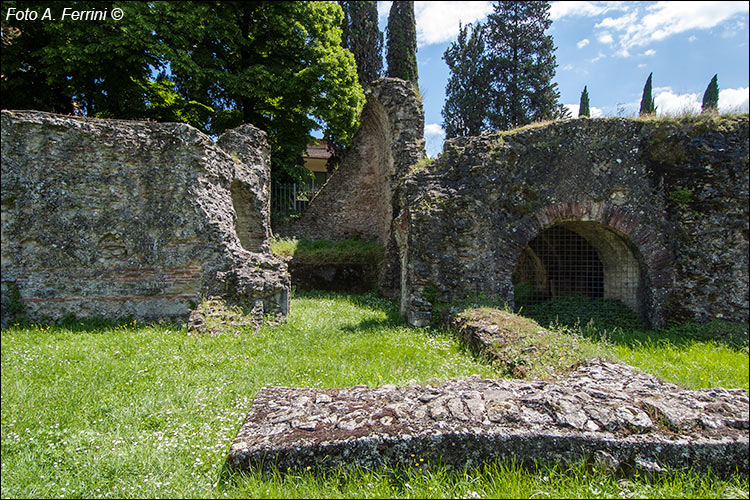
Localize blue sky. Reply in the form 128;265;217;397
376;1;750;157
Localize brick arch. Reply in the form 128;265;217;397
505;200;673;327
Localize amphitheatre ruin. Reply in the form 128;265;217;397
1;78;748;474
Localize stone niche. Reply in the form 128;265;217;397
396;116;749;328
1;110;290;327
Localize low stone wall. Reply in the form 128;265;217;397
396;116;749;327
1;110;290;327
227;358;748;475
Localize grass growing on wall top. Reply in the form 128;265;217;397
1;291;748;499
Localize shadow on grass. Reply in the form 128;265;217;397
3;315;184;334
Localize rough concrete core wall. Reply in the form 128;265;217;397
277;78;425;296
1;110;290;327
397;116;749;328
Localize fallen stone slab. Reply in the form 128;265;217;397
227;359;748;476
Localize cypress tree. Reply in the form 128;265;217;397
639;72;656;116
442;23;492;138
701;74;719;114
579;86;590;117
484;1;566;130
385;1;418;86
339;1;383;88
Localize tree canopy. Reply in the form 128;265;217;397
579;86;590;117
1;1;157;118
639;73;656;116
441;1;566;136
701;74;719;114
340;1;383;89
485;1;567;130
385;1;418;86
1;1;365;182
441;22;491;139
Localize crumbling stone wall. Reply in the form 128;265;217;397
397;116;749;328
281;78;425;244
277;78;425;296
1;110;290;327
228;359;748;475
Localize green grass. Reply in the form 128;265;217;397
1;291;748;498
270;237;383;265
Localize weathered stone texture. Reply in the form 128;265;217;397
279;78;425;244
228;359;748;475
396;117;749;327
1;110;290;326
276;78;425;297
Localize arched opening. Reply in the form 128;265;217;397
512;221;648;327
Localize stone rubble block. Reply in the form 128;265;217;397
227;359;748;475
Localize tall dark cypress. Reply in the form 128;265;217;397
639;73;656;116
339;1;383;88
579;86;590;117
442;22;491;138
701;74;719;114
484;1;566;130
385;1;418;86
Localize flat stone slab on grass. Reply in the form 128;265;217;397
227;359;748;475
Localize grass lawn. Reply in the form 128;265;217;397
1;291;748;499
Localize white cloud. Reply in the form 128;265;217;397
597;32;614;44
550;1;630;20
654;89;701;115
641;49;656;56
719;87;750;113
424;123;445;136
413;1;494;46
595;10;639;31
598;1;749;52
590;52;606;63
648;86;749;115
564;104;603;118
577;38;590;48
379;1;494;47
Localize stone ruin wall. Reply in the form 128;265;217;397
396;116;749;328
276;78;425;296
1;110;290;327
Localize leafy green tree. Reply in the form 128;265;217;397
2;1;364;182
701;74;719;114
639;72;656;116
484;1;566;130
1;1;158;117
385;1;418;86
340;1;383;88
442;22;492;138
579;86;590;117
148;1;366;182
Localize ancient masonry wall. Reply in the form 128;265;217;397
276;78;425;297
1;110;290;326
396;116;749;328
